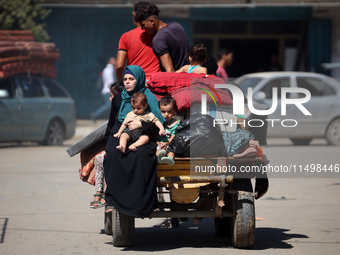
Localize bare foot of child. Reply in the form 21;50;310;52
116;145;126;153
129;144;137;151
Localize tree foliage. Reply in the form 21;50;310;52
0;0;51;41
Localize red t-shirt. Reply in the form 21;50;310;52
118;27;161;80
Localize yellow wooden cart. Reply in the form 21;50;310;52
107;155;264;249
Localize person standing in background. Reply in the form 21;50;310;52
216;48;233;80
115;11;161;81
92;57;117;121
133;1;189;72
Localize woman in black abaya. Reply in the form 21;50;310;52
104;65;165;217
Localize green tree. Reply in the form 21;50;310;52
0;0;51;41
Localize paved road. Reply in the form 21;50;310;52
0;121;339;254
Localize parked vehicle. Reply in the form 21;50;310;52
0;74;76;145
234;72;340;145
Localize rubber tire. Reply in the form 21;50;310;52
326;118;340;145
112;210;135;247
231;179;255;249
43;119;65;145
104;211;113;235
290;138;312;145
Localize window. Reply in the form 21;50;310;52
43;79;68;98
261;78;290;99
19;77;45;98
296;77;335;97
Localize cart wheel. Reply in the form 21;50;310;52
112;210;135;247
104;211;112;235
230;179;255;249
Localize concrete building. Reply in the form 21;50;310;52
42;0;340;118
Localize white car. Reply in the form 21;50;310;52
234;72;340;145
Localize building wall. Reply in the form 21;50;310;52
46;7;132;118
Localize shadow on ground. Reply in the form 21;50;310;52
103;218;308;251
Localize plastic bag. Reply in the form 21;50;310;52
167;113;227;157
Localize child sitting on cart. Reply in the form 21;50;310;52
114;92;166;153
156;96;180;165
175;44;208;75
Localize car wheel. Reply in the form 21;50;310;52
326;118;340;145
43;119;65;146
290;138;312;145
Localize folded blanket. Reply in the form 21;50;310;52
147;72;206;94
170;76;233;112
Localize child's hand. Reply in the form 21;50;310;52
114;132;121;138
159;142;167;149
159;129;166;136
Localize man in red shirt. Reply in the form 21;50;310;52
133;1;189;72
115;12;161;81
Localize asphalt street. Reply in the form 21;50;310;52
0;120;339;255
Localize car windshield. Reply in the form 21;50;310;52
236;77;263;94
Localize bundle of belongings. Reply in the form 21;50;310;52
167;113;227;157
166;113;264;159
147;72;233;112
0;30;59;78
147;72;265;158
67;122;108;186
147;72;268;198
164;111;268;199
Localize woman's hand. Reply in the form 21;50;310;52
159;128;166;136
128;119;142;130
